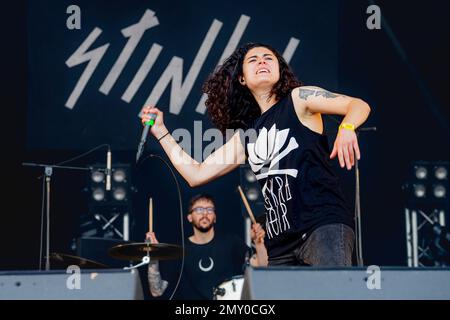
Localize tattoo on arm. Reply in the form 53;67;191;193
148;262;168;297
315;90;340;99
299;88;316;100
299;88;342;100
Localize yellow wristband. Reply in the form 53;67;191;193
339;122;355;131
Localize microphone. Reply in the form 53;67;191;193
136;113;157;163
106;148;111;191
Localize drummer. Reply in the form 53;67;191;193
146;193;267;299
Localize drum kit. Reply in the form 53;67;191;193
49;247;244;300
24;156;255;300
48;197;183;270
46;191;256;299
213;275;245;300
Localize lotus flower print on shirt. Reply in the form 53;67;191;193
248;124;299;180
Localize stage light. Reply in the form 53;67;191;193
244;169;257;183
415;166;428;180
83;163;134;241
405;161;449;268
92;188;105;201
413;184;426;198
407;161;449;203
113;187;127;201
91;170;105;183
246;187;260;201
113;168;126;182
87;163;133;210
239;165;265;225
433;184;446;199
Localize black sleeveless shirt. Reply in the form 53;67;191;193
242;90;354;259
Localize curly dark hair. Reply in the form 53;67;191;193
202;42;302;133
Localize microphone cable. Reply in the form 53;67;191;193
139;153;185;300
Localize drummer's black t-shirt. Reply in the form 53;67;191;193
176;232;249;300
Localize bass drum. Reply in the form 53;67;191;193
213;275;244;300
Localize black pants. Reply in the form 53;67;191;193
268;223;355;267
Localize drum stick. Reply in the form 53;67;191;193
149;197;153;233
237;185;256;224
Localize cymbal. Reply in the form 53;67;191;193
49;252;109;269
108;242;183;262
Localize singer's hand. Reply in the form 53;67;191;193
330;129;360;170
141;106;167;140
145;232;159;244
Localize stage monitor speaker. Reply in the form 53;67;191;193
0;269;143;300
241;266;450;300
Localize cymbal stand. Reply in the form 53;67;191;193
123;241;151;270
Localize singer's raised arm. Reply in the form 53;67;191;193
141;106;246;187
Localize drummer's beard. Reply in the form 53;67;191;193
193;218;215;233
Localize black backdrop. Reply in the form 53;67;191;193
26;0;338;150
